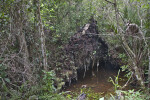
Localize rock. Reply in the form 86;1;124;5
99;97;104;100
76;93;86;100
81;85;87;88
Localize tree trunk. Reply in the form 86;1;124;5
37;0;48;71
113;0;145;88
12;0;32;83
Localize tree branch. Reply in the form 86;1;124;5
104;0;115;5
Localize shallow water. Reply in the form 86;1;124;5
63;67;130;95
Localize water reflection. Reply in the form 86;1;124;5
64;67;127;95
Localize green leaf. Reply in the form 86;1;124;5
142;4;149;9
5;78;10;83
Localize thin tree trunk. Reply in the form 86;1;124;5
113;0;145;88
37;0;48;71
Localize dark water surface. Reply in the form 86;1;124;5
63;68;130;95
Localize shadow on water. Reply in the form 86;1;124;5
63;64;131;95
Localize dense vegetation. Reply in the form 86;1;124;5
0;0;150;99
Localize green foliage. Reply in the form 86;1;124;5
0;70;66;100
63;88;103;100
66;93;72;99
118;53;128;63
108;70;122;92
123;4;140;24
115;89;150;100
80;88;102;100
0;0;150;99
122;90;144;100
39;70;56;99
61;91;78;100
144;7;150;37
109;71;150;100
42;70;56;92
34;70;65;100
0;63;10;99
118;53;132;79
0;64;8;83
